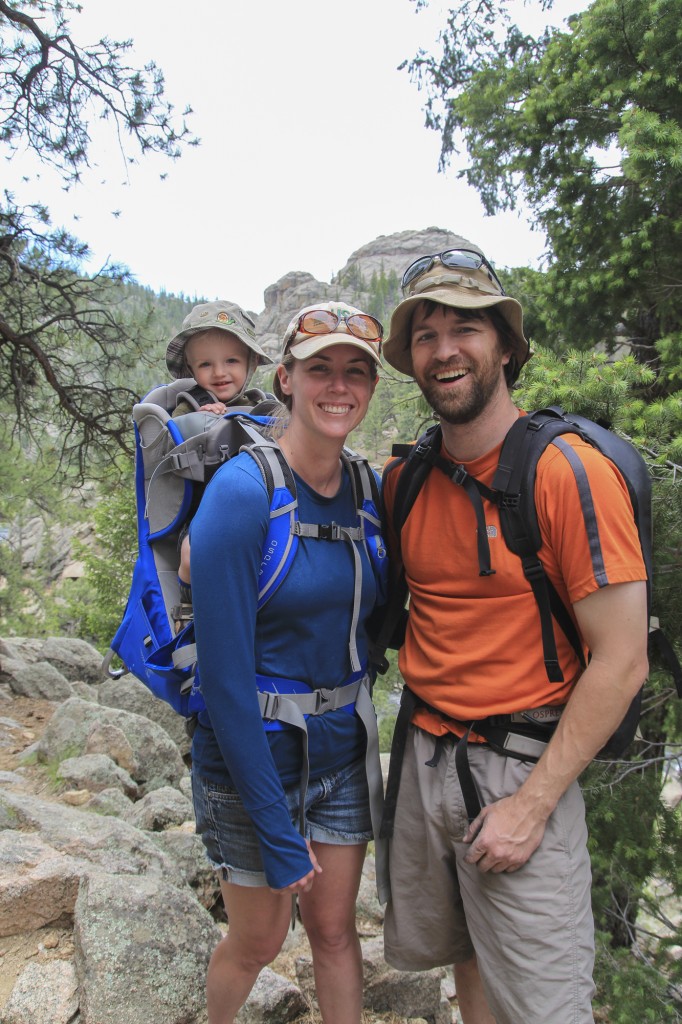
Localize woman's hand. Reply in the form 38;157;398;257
271;840;322;894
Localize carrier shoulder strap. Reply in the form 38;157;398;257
240;437;301;609
244;438;381;674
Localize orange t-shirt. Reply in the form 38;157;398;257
383;424;647;737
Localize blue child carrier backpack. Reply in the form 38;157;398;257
102;377;388;718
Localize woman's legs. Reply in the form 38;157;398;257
298;841;367;1024
206;880;292;1024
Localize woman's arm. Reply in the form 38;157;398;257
190;456;313;889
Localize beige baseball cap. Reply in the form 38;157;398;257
165;300;273;379
383;245;530;382
273;301;383;401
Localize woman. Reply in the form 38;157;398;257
189;301;385;1024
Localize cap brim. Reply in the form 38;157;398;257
288;334;383;367
383;289;529;377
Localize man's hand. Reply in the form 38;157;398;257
463;793;548;873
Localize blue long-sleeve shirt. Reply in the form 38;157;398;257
190;451;379;889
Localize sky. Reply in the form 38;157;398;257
6;0;583;314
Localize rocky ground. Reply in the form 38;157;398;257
0;637;460;1024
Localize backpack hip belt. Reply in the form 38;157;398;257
381;684;565;838
256;671;389;904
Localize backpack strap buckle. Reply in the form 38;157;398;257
259;691;281;720
314;689;333;712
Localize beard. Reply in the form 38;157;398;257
416;349;507;425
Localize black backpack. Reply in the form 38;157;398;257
377;407;682;830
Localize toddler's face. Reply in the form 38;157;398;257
185;330;249;401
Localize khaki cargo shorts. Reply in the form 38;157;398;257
384;726;595;1024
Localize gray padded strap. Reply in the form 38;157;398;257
257;679;363;719
338;525;363;673
354;681;389;904
172;643;197;671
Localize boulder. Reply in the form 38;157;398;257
125;786;193;832
38;637;103;686
36;698;186;792
0;790;175;880
0;831;82;936
2;958;79;1024
57;753;139;798
74;872;220;1024
235;966;307;1024
7;662;74;701
98;676;191;758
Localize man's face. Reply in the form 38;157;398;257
410;303;511;425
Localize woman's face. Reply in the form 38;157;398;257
276;343;377;442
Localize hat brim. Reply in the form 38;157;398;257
384;289;529;377
165;324;273;380
288;334;383;367
272;334;382;403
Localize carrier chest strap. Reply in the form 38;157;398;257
257;674;388;904
292;522;364;541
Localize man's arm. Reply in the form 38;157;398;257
464;579;649;873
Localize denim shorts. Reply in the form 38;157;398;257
192;756;372;886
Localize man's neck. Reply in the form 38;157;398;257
440;393;520;463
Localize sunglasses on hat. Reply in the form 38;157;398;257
290;309;383;348
401;249;506;296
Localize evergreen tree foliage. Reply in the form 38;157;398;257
0;0;197;472
515;349;680;1019
404;0;682;386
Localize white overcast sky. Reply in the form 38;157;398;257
6;0;583;313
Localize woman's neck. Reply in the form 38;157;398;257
277;427;344;497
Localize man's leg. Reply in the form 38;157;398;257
455;956;496;1024
453;746;595;1024
384;728;476;971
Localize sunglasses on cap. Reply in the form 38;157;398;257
401;249;506;296
292;309;383;348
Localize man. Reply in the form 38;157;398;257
380;239;649;1024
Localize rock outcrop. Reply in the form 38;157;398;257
0;634;461;1024
255;226;466;359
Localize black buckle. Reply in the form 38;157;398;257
318;522;337;540
522;558;546;582
450;465;468;486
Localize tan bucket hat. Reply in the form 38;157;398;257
165;300;273;379
383;243;530;381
